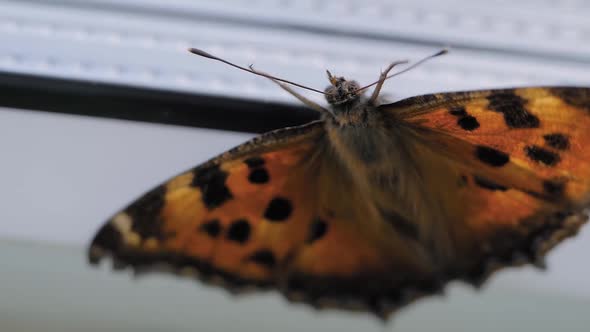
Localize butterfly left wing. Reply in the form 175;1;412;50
379;87;589;285
88;121;329;290
88;120;438;318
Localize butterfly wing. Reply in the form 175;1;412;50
88;119;437;318
89;121;326;288
380;87;589;285
90;87;590;320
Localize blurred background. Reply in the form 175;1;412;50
1;0;590;331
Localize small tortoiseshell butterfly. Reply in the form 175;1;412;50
89;48;589;319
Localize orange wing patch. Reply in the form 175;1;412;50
89;122;325;289
167;154;309;283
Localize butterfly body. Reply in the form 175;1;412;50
89;58;590;319
323;76;475;272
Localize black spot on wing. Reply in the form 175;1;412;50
200;219;222;238
473;176;508;191
543;133;570;150
191;165;233;209
264;197;292;222
244;157;265;168
487;92;539;128
248;168;270;184
227;219;251;244
244;156;270;184
475;146;510;167
525;145;561;166
307;218;328;244
126;185;167;240
247;249;276;268
458;116;480;131
449;106;480;131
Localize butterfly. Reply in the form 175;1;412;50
88;48;590;320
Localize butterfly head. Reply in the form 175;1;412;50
324;70;364;107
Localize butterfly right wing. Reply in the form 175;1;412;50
377;87;589;287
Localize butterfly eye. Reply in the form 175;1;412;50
324;85;339;104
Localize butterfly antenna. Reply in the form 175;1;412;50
357;48;449;94
188;48;326;95
366;60;408;104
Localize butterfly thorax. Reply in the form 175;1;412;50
323;75;394;165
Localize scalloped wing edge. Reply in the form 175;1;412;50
88;206;586;320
